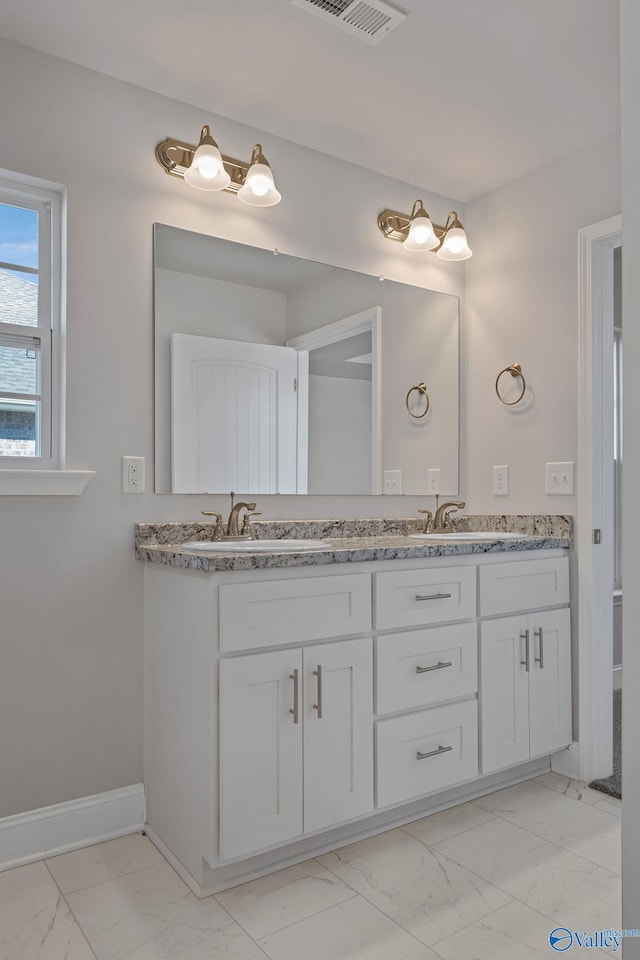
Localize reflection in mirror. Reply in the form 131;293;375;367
154;224;459;496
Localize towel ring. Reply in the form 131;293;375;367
496;363;526;406
406;382;430;419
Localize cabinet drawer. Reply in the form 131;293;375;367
376;623;477;715
219;573;372;652
374;566;476;630
479;557;569;616
376;700;478;808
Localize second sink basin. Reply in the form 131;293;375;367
180;539;332;553
409;531;525;541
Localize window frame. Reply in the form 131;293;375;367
0;176;63;469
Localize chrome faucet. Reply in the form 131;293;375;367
202;492;260;541
433;495;466;532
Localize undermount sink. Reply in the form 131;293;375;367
180;539;332;553
409;531;525;541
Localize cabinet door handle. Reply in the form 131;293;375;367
534;627;544;669
416;660;453;674
415;593;452;601
520;630;530;672
313;665;323;719
416;744;453;760
289;669;299;724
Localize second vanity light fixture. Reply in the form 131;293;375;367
377;200;473;260
156;125;281;207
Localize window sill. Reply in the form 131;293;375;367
0;469;96;496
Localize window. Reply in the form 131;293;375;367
0;176;62;468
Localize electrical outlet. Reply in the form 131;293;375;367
122;456;145;493
545;461;575;495
493;465;509;496
427;468;441;495
383;469;402;495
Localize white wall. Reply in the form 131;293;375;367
621;0;640;945
464;133;620;514
308;375;372;494
0;37;465;817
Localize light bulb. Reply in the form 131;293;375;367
402;203;439;252
183;126;231;191
238;152;281;207
437;223;473;261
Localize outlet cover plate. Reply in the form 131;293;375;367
427;468;441;495
122;456;145;493
493;465;509;496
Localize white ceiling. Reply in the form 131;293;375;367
0;0;620;201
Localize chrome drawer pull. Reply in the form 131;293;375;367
534;627;544;669
313;664;323;719
520;630;530;672
416;744;453;760
289;669;299;724
416;660;453;674
415;592;452;601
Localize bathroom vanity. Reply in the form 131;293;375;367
138;518;572;897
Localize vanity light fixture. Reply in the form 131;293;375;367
378;201;473;260
156;125;282;206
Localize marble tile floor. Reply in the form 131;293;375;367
0;773;621;960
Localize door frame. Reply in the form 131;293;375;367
576;214;621;783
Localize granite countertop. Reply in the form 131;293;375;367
135;516;571;573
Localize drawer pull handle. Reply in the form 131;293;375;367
416;660;453;674
534;627;544;669
289;669;299;724
313;664;323;719
416;744;453;761
520;630;530;672
415;592;452;601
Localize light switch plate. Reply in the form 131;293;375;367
383;469;402;495
493;465;509;496
545;461;575;495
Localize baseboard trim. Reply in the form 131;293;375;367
614;664;622;691
551;741;581;780
0;784;145;872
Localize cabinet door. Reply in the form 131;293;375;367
480;616;530;774
220;650;303;860
303;637;374;833
529;608;572;758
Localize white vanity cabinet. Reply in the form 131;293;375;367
144;546;571;897
219;637;373;861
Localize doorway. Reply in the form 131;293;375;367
576;215;622;785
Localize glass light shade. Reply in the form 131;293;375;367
403;212;439;251
238;162;281;207
184;142;231;191
437;225;473;261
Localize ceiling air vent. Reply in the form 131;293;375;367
291;0;407;44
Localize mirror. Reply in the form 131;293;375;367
154;224;459;495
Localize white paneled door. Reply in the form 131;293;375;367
303;637;373;833
479;616;531;774
529;608;572;758
219;650;303;861
171;333;298;493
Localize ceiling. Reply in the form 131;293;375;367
0;0;620;201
